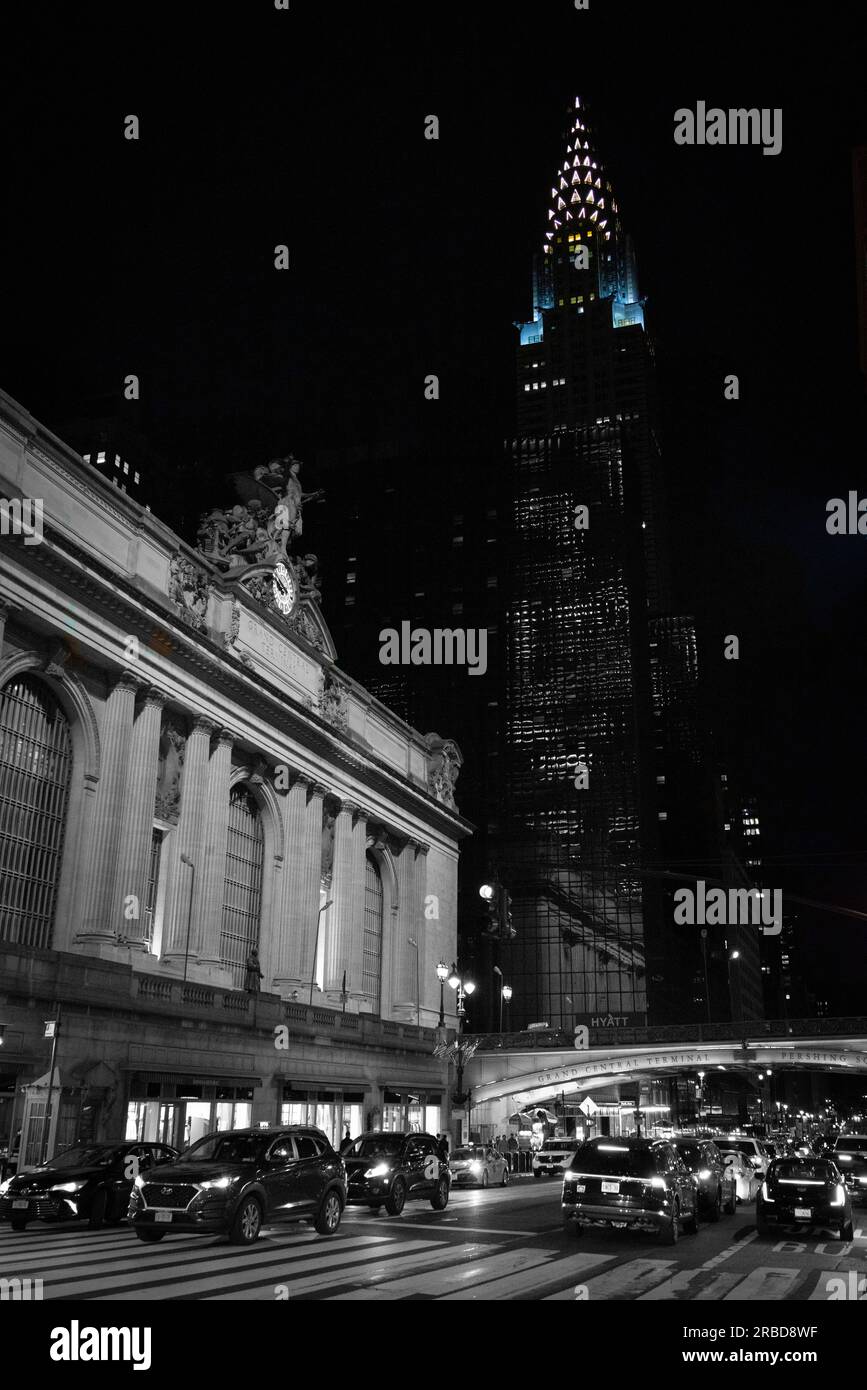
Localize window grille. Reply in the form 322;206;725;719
220;787;264;988
363;852;383;1012
0;676;72;948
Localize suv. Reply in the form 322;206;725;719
757;1156;853;1241
562;1137;698;1245
832;1135;867;1205
127;1127;345;1245
672;1138;736;1221
343;1132;450;1214
532;1137;581;1178
0;1142;178;1231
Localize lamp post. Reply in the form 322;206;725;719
502;984;513;1032
436;960;449;1028
445;962;476;1107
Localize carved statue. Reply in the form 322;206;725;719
320;672;349;731
321;803;337;886
296;553;322;603
168;554;209;631
155;723;186;824
425;733;463;810
196;455;325;574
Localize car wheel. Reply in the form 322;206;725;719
314;1190;343;1236
134;1228;166;1242
723;1189;736;1215
708;1185;722;1223
840;1218;854;1242
501;1167;509;1187
661;1201;680;1245
481;1170;489;1189
430;1177;449;1211
229;1195;263;1245
683;1205;699;1236
533;1170;543;1180
87;1189;107;1230
385;1178;407;1216
10;1219;27;1232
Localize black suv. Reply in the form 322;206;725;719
0;1142;178;1231
127;1127;345;1245
757;1156;853;1241
343;1132;450;1214
672;1137;737;1221
562;1137;698;1244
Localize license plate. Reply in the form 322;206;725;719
12;1200;29;1210
794;1207;812;1219
601;1182;620;1194
576;1184;586;1193
154;1210;173;1223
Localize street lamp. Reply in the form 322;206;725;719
436;960;449;1028
446;962;476;1034
493;966;513;1032
502;983;513;1031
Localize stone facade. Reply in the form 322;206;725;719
0;388;471;1159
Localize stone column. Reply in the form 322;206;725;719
161;716;216;965
195;729;235;969
77;671;140;942
395;838;427;1010
112;687;166;944
272;775;326;994
324;800;368;999
0;600;9;657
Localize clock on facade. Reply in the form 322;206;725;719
272;561;297;615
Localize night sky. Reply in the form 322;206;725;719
4;3;867;1009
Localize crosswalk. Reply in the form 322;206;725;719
0;1217;865;1302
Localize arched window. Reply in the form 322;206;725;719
363;851;384;1013
220;786;264;988
0;676;72;948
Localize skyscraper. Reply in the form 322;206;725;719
498;98;756;1031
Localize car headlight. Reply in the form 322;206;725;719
838;1154;852;1162
648;1176;667;1190
134;1175;146;1189
698;1170;711;1181
830;1184;846;1207
760;1182;773;1202
365;1164;391;1179
50;1181;86;1194
469;1161;482;1173
0;1179;12;1196
199;1176;235;1190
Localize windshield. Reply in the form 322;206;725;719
453;1148;482;1160
835;1138;867;1154
178;1134;264;1164
46;1146;122;1170
542;1139;577;1151
771;1160;835;1182
571;1145;658;1179
728;1141;761;1159
348;1136;405;1159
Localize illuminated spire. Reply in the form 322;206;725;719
544;96;622;253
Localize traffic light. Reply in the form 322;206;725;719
480;881;515;940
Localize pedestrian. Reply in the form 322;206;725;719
339;1128;355;1155
437;1132;450;1164
244;947;264;994
507;1131;518;1173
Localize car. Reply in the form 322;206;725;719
450;1144;509;1188
720;1135;770;1178
672;1137;736;1220
532;1137;581;1179
343;1131;450;1214
126;1126;345;1245
0;1142;179;1231
719;1149;761;1203
831;1135;867;1205
561;1137;698;1245
756;1156;854;1241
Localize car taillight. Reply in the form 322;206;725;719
647;1176;667;1190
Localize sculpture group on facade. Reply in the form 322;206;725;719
196;455;324;573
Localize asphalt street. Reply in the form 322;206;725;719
1;1177;865;1302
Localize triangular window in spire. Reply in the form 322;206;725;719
548;208;555;221
560;177;568;190
597;198;605;210
565;211;572;221
571;170;580;184
553;218;562;228
594;177;601;189
590;210;598;222
577;206;586;219
586;189;595;205
584;171;593;185
557;196;566;210
583;156;591;167
570;189;580;203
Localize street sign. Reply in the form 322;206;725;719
579;1096;599;1116
574;1025;589;1050
526;1022;550;1031
43;1021;57;1039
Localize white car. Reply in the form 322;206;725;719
719;1149;761;1203
721;1136;770;1179
532;1138;581;1178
